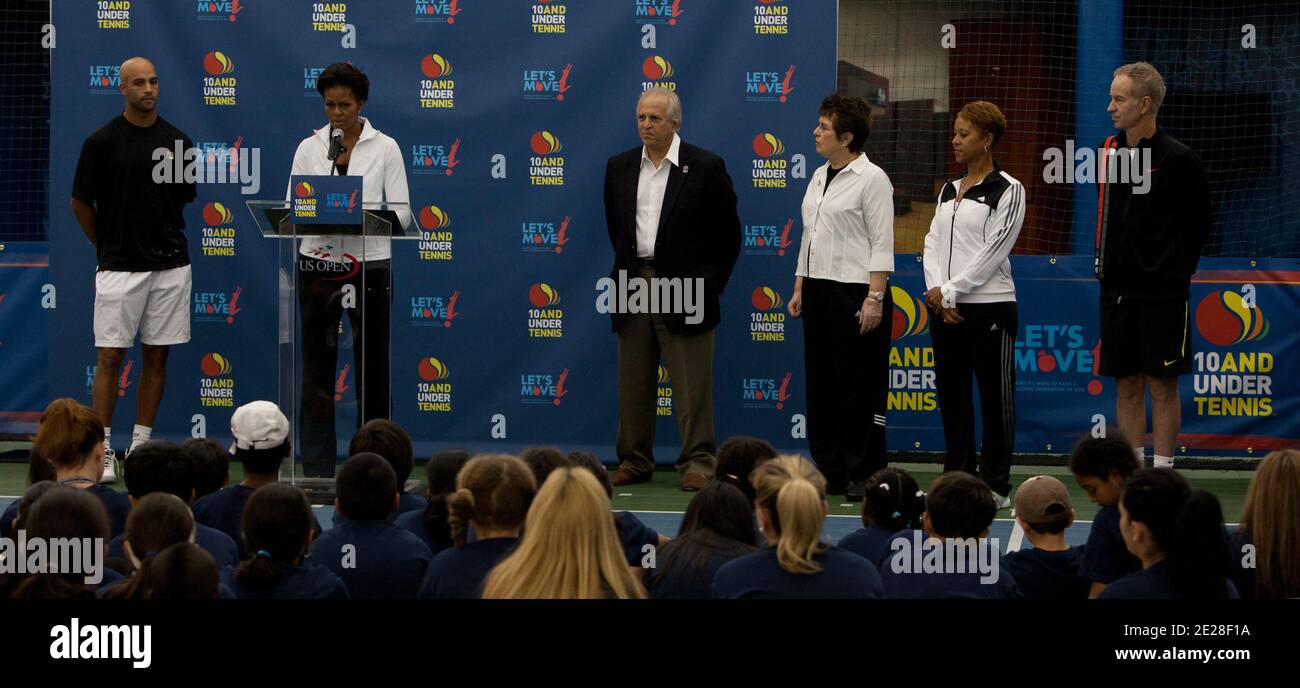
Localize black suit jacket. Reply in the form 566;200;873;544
603;140;742;335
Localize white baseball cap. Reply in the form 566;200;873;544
230;400;289;451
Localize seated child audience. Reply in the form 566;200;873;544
0;448;57;536
647;481;756;598
110;440;238;568
1004;475;1090;599
567;451;668;567
131;542;222;599
1099;468;1238;599
418;454;534;599
104;493;224;599
878;471;1022;599
521;446;568;488
183;437;231;501
713;455;884;599
1069;433;1142;597
31;398;131;538
838;467;925;567
395;449;470;555
220;483;348;599
310;453;433;598
337;419;428;525
1232;449;1300;599
715;435;778;506
482;467;645;599
3;486;113;599
193;401;319;558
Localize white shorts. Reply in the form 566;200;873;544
94;265;192;348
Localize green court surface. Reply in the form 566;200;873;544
1;457;1253;524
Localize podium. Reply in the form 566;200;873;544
246;200;419;501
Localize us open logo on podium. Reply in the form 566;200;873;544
416;357;452;413
198;353;234;408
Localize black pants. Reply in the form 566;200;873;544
297;257;392;478
929;301;1017;496
801;278;893;489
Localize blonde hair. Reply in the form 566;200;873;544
1240;449;1300;598
752;455;829;575
1113;61;1166;115
446;454;535;547
482;467;645;599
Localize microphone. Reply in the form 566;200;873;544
327;127;347;162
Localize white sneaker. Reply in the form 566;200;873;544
100;446;118;484
993;493;1012;510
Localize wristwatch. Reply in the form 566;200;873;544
867;291;885;303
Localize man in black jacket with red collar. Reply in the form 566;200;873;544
1096;62;1210;470
603;88;741;491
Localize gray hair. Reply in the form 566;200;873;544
636;88;681;125
1113;62;1166;116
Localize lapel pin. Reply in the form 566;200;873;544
682;164;690;174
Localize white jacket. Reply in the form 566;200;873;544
923;164;1024;307
288;118;411;262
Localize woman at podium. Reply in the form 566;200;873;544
288;62;411;478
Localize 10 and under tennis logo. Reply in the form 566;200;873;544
416;357;452;413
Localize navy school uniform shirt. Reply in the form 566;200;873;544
219;562;349;600
308;519;433;599
331;491;429;527
417;536;519;599
1003;545;1090;600
393;508;452;558
647;538;753;599
1080;504;1141;586
837;525;898;568
87;485;132;539
192;484;322;559
107;523;239;569
712;545;885;599
1097;560;1240;599
616;511;659;567
878;530;1023;599
0;501;17;536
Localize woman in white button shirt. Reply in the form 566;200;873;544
786;95;894;501
922;101;1024;508
288;63;411;478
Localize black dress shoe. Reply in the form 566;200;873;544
845;480;866;502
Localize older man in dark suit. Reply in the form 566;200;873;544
603;88;741;491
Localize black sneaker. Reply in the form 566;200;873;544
845;480;866;502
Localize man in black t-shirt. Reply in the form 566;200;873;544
1095;62;1210;471
71;57;197;484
